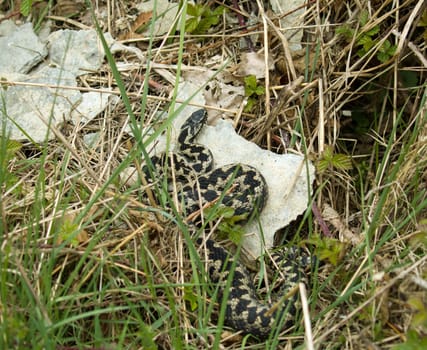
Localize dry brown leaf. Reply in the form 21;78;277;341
119;11;153;40
322;204;362;245
234;52;274;79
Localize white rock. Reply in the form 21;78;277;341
71;90;119;124
136;0;180;36
0;25;122;142
48;29;115;76
0;66;81;141
0;21;47;74
270;0;305;51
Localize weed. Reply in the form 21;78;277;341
185;3;225;34
336;10;397;62
244;75;265;112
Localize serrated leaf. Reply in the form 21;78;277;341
331;153;353;170
358;35;374;51
359;10;369;26
303;235;346;266
213;6;225;16
59;220;80;246
244;75;258;96
254;85;265;95
336;25;354;40
317;146;352;172
381;40;391;51
217;220;244;244
322;145;334;161
316;159;329;173
357;47;368;58
365;26;380;37
221;207;237;219
382;41;396;55
377;51;389;63
244;97;256;112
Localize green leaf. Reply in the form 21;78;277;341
357;47;368;58
202;205;247;244
359;10;369;26
303;235;346;266
195;17;217;34
244;97;256;112
138;323;158;350
244;75;259;96
212;6;225;16
185;4;224;34
317;145;352;173
185;17;199;33
365;26;380;37
381;40;396;54
407;297;425;311
246;75;257;90
409;223;427;247
418;9;427;27
57;218;80;247
376;40;396;62
0;137;23;176
331;153;353;171
218;221;245;244
187;3;203;17
359;35;374;51
4;139;23;160
336;25;354;40
184;286;198;311
377;51;389;63
254;85;265;96
407;297;427;328
20;0;33;16
392;330;427;349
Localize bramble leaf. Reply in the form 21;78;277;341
317;145;352;173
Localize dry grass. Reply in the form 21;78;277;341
1;0;427;349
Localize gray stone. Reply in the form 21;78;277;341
0;66;81;141
0;21;47;74
48;29;114;76
0;24;122;142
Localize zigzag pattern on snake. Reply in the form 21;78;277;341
143;109;309;338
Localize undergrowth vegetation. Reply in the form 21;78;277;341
0;0;426;349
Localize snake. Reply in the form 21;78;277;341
143;109;310;338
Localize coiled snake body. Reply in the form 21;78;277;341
144;110;309;338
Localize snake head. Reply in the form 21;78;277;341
178;109;207;144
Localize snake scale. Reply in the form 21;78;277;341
144;109;309;338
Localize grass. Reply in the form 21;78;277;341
1;0;427;349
